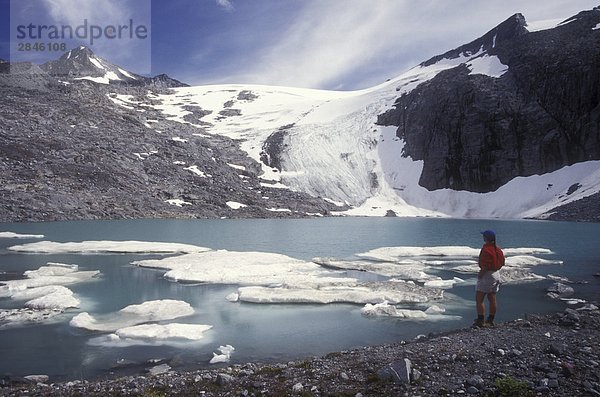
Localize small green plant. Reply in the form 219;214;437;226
294;360;312;370
494;375;535;397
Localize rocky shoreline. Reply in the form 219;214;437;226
2;306;599;396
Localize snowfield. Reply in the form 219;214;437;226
147;48;600;220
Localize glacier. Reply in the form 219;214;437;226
140;44;600;220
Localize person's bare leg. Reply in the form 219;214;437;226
474;291;486;326
486;293;497;325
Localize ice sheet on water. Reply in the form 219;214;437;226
70;300;194;332
312;257;433;280
360;301;461;321
236;281;442;304
89;323;213;347
0;308;64;328
449;265;545;284
9;285;80;310
357;246;555;263
423;277;464;289
0;231;44;239
357;246;481;261
0;263;98;314
505;255;562;267
361;301;427;318
8;240;210;254
133;250;352;286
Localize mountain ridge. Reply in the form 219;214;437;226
1;8;599;222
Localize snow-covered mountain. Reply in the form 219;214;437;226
1;7;599;222
144;8;600;220
40;46;187;88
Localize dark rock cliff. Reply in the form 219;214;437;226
378;9;600;193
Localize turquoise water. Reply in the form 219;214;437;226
0;217;599;381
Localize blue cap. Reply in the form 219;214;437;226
480;230;496;241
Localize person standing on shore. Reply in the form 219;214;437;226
474;230;505;328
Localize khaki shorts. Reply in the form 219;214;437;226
476;270;500;293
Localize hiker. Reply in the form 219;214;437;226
474;230;505;328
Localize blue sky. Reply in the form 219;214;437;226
1;0;598;90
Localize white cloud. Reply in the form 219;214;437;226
219;0;599;90
216;0;234;12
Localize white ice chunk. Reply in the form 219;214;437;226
25;289;80;310
423;277;464;289
7;284;80;310
505;255;563;267
236;283;435;304
361;301;427;318
8;240;210;254
313;257;432;279
425;305;446;314
357;246;481;261
209;344;235;364
225;292;239;302
69;300;194;332
0;308;64;327
0;232;44;239
133;250;345;286
115;323;212;341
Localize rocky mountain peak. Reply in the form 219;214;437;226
40;46;142;84
421;13;528;67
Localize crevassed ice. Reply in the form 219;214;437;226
70;300;195;332
8;240;211;254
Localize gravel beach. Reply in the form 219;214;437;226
1;305;599;396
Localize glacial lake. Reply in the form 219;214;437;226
0;217;599;382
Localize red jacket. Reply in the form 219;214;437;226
479;242;505;271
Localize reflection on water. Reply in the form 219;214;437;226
0;217;599;381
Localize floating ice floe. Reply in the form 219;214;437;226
8;240;210;254
209;344;235;364
70;300;194;332
423;277;465;289
0;231;44;239
89;323;213;347
0;263;99;311
361;301;427;318
236;280;442;304
133;250;353;286
505;255;563;267
0;308;64;327
360;302;461;321
312;257;433;280
357;246;481;261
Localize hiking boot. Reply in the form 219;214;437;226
485;320;495;327
472;318;485;328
